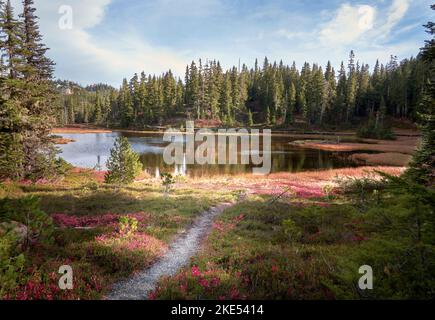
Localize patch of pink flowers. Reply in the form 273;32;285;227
8;271;103;300
191;266;201;277
190;265;223;290
252;183;326;199
199;278;210;289
13;279;60;300
229;287;241;300
290;185;325;198
52;212;149;228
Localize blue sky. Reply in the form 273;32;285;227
11;0;433;87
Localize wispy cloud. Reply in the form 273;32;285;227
376;0;410;40
319;4;376;46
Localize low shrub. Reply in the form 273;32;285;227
335;175;387;209
0;196;54;246
0;233;26;298
118;216;138;237
54;158;73;176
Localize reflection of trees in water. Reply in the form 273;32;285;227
137;144;355;178
62;133;358;177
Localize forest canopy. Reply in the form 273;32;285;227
55;52;427;130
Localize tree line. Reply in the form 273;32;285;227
57;52;427;129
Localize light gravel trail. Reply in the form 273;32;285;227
106;201;235;300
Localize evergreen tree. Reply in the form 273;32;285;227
0;0;57;180
285;82;296;125
21;0;58;178
323;61;336;123
93;92;102;124
0;0;25;179
335;62;347;123
20;0;54;80
406;5;435;186
119;78;134;127
346;50;357;122
105;136;142;185
220;73;233;124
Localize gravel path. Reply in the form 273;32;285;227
105;201;235;300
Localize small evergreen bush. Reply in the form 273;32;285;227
104;136;142;185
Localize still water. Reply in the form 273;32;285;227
57;132;355;177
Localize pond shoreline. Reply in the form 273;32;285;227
53;124;419;167
290;135;418;167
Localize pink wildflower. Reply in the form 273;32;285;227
199;278;209;289
210;277;220;287
191;266;201;277
180;283;188;293
230;288;240;300
148;291;157;300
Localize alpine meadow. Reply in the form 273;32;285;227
0;0;434;307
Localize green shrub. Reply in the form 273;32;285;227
105;136;142;185
327;174;435;299
0;196;54;246
281;219;302;241
0;233;26;298
336;175;386;209
118;216;138;237
161;173;175;196
285;205;361;244
55;158;73;176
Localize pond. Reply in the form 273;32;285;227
56;131;356;177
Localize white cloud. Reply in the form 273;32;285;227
11;0;187;86
376;0;410;38
266;0;418;71
318;0;411;47
319;4;376;46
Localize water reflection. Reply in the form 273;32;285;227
56;132;356;177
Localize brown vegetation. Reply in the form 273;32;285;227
291;135;419;155
290;134;419;167
351;152;412;166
